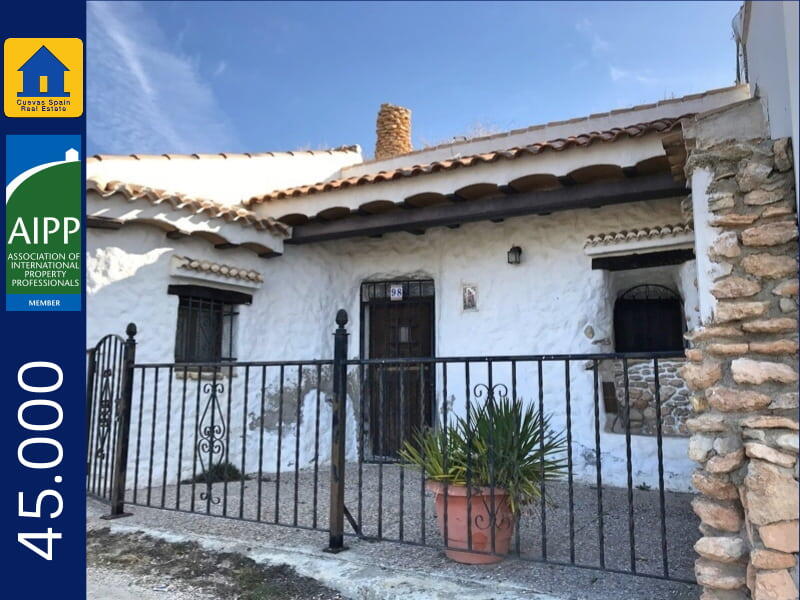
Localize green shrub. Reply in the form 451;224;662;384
399;395;566;514
182;461;248;484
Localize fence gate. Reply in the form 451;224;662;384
86;326;136;515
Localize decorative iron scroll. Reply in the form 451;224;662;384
95;368;114;459
473;382;508;404
471;382;513;533
473;504;514;532
197;381;226;506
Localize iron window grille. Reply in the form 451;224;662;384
360;279;435;302
613;284;685;353
168;284;251;363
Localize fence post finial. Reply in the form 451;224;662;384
326;310;349;552
102;323;138;520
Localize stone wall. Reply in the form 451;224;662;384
680;134;799;600
608;359;692;437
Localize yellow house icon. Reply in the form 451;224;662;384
4;38;83;118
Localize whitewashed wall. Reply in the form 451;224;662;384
87;197;697;491
743;0;800;209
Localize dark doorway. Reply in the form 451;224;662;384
614;284;684;352
361;280;435;459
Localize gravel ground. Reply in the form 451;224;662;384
123;462;699;580
88;565;217;600
87;528;342;599
86;463;701;600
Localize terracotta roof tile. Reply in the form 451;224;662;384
87;178;290;236
584;222;694;248
246;117;688;206
174;255;263;283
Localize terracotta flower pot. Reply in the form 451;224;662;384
426;480;516;564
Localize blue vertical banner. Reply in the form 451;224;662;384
2;3;87;599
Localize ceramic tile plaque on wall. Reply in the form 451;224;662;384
462;284;477;311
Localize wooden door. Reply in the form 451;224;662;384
367;296;434;458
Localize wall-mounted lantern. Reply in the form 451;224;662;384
507;245;522;265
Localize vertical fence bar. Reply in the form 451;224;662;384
101;339;118;500
85;348;97;478
565;360;575;564
88;347;102;496
161;365;173;508
418;361;426;545
256;365;266;521
442;362;449;552
240;365;250;519
654;358;670;578
103;323;137;519
132;367;146;505
356;362;364;533
206;368;218;515
175;365;188;510
294;364;302;526
592;359;605;569
190;366;202;512
326;310;348;552
538;359;547;560
623;357;637;573
222;368;233;516
487;361;496;555
146;366;159;506
398;362;406;541
512;360;521;556
465;361;472;552
313;363;322;529
275;365;284;523
377;364;385;539
110;339;125;501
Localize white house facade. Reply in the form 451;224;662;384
85;4;799;596
86;84;755;494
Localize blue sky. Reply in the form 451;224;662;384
87;1;741;158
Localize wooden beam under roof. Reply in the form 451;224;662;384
286;174;687;245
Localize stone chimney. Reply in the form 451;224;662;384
375;103;412;160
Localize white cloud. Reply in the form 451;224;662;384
212;60;228;77
575;18;609;55
87;1;240;155
609;66;662;86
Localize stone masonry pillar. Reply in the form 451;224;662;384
680;118;799;600
375;103;412;160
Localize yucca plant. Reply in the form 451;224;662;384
400;395;566;514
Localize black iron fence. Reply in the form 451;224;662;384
87;312;696;583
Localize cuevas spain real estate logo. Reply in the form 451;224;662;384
6;135;82;311
4;38;83;117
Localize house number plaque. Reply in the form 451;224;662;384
389;283;403;301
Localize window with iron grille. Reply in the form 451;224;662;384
168;285;251;363
613;284;684;352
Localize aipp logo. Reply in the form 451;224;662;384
4;38;83;118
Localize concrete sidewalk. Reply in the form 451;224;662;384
88;498;699;600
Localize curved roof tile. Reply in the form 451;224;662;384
584;222;694;248
246;117;688;206
174;255;263;283
87;178;290;236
